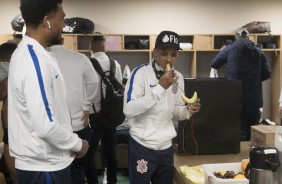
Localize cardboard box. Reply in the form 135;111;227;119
251;125;279;146
202;163;249;184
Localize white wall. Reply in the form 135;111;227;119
1;0;282;34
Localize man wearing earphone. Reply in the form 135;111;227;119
8;0;89;183
47;20;51;29
123;30;201;184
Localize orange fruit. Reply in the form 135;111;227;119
241;159;249;172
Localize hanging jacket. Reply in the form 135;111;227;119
211;39;271;110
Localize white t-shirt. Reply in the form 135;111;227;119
50;45;99;131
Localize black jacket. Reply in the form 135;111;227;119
211;39;271;110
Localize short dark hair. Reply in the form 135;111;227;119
0;42;17;60
91;36;105;42
20;0;63;27
90;35;105;51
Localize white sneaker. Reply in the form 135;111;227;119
103;168;107;184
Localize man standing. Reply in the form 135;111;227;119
8;0;88;183
123;30;201;184
211;28;271;141
0;42;18;184
85;36;122;184
49;37;99;184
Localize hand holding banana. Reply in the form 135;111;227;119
187;98;201;114
159;63;178;89
181;91;201;114
161;64;201;114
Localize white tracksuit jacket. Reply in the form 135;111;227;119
123;61;191;150
8;36;82;171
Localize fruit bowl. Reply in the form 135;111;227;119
202;163;249;184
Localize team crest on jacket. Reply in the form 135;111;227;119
137;159;148;173
172;83;178;93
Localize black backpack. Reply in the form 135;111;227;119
90;57;125;129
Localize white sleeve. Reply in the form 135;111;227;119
114;60;123;84
82;56;99;111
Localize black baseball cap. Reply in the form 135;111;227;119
155;31;182;50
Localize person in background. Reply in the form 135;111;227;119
8;0;88;183
0;43;17;81
123;30;201;184
0;42;18;184
210;28;271;141
210;38;234;78
49;36;99;184
85;36;122;184
100;67;130;184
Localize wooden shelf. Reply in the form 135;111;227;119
61;33;282;124
0;33;280;124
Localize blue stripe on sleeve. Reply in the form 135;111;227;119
127;64;146;103
28;44;53;122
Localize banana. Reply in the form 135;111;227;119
165;63;171;72
181;91;197;104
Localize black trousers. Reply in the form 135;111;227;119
100;128;130;168
241;105;261;141
71;126;90;184
85;114;117;184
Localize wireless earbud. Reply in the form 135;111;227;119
47;21;51;29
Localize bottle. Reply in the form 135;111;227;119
249;145;280;184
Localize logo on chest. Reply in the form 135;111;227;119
172;83;178;94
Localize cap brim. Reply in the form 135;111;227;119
156;44;182;51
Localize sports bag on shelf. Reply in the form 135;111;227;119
90;57;125;129
63;17;94;34
242;21;271;33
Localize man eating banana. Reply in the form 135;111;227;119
123;30;201;184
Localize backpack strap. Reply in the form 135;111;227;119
109;57;116;77
90;58;105;113
90;57;104;77
90;56;116;77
